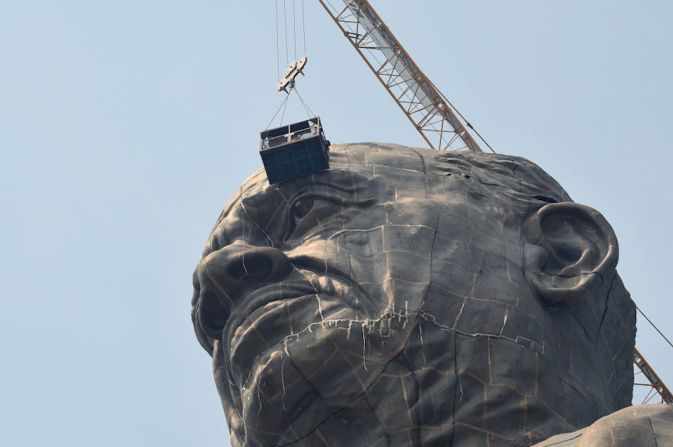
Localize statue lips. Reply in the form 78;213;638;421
226;276;359;389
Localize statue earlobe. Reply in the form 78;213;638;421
523;202;619;306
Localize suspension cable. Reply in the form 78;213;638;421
637;304;673;350
292;0;298;61
265;93;292;130
283;0;289;66
294;87;315;117
279;90;291;124
301;0;307;55
275;0;281;82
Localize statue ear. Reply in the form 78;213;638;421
523;202;618;306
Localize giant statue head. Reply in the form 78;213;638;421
191;143;635;446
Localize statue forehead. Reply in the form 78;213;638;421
221;144;571;229
237;143;426;196
240;143;567;192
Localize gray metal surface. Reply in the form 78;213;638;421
191;143;647;446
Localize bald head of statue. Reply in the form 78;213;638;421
191;143;635;446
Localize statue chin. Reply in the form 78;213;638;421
194;143;646;446
234;313;415;445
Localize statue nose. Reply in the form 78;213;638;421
195;244;293;339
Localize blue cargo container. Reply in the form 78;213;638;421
260;117;330;184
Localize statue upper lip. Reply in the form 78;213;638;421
225;281;318;345
224;273;361;387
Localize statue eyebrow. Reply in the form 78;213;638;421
240;170;371;209
250;181;356;226
208;169;375;251
532;195;558;204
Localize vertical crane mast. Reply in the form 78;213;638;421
318;0;483;152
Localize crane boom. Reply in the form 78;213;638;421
634;347;673;404
317;0;483;152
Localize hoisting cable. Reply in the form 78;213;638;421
268;0;312;129
265;92;292;130
292;0;298;61
636;304;673;350
265;85;314;130
301;0;307;55
283;0;289;66
275;0;281;82
279;90;291;124
294;86;315;117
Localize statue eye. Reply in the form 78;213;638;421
284;191;344;242
291;197;314;220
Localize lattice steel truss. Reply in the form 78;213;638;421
634;348;673;404
318;0;483;152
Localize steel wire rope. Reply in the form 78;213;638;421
275;0;281;82
283;0;289;66
636;304;673;351
294;87;315;118
292;0;298;61
301;0;307;55
279;88;292;124
643;387;658;405
265;92;292;130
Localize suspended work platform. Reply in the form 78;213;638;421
260;117;330;184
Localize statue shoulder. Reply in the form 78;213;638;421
532;405;673;447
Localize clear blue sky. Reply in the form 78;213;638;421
1;1;672;445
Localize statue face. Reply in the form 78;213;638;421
192;144;634;446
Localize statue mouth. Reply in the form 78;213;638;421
226;275;360;388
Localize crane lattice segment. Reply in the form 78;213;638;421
318;0;482;152
634;348;673;404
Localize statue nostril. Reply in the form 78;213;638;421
227;262;246;280
227;253;274;281
248;256;274;280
